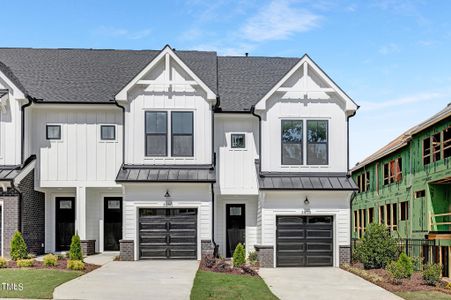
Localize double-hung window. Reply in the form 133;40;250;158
171;112;193;157
281;120;303;165
307;120;328;165
145;112;167;156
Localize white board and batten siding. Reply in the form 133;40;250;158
214;195;258;257
124;54;213;166
214;114;259;195
29;105;123;188
0;81;22;166
260;190;352;267
122;183;212;260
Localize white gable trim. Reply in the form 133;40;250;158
115;45;216;102
0;70;26;100
254;55;358;113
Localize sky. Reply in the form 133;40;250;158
2;0;450;166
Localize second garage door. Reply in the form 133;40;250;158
276;216;333;267
139;208;197;259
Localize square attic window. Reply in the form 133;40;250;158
231;134;245;148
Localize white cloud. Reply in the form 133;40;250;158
241;1;321;42
378;43;400;55
94;26;151;40
359;92;443;111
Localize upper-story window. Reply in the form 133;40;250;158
383;157;402;185
423;127;451;164
307;120;328;165
46;125;61;140
171;112;193;157
231;134;245;149
100;125;116;141
281;120;303;165
356;171;370;193
445;126;451;159
145;111;168;156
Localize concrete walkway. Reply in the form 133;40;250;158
54;260;199;300
259;267;402;300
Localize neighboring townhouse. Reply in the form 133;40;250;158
351;104;451;275
0;45;358;268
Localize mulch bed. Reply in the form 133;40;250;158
342;263;451;295
5;258;99;273
199;255;259;276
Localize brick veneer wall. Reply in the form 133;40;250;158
120;240;135;261
254;245;274;268
339;245;351;265
81;240;96;256
0;195;20;258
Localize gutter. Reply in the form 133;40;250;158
250;106;262;174
346;109;358;173
114;101;126;164
349;191;357;256
21;96;33;163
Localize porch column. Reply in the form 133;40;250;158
76;186;87;240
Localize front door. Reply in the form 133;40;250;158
104;197;123;251
55;197;75;251
226;204;246;257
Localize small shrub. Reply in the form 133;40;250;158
43;254;58;267
16;259;35;268
423;263;442;286
353;223;398;269
397;253;414;278
232;243;246;267
69;234;83;261
67;260;85;271
10;231;28;261
248;251;258;263
386;261;404;284
0;257;7;268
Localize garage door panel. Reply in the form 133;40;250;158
277;216;333;267
139;208;197;260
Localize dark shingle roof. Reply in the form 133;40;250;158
217;56;300;111
0;48;217;103
0;89;8;98
116;164;216;183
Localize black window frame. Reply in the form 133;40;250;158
100;125;116;141
231;134;246;149
46;124;61;140
306;120;329;165
145;111;168;157
171;111;194;157
281;119;304;165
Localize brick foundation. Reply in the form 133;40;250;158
81;240;96;256
201;240;215;257
0;195;20;258
339;245;351;265
254;245;274;268
120;240;135;261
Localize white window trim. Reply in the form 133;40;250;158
46;123;63;143
98;124;118;143
229;132;247;151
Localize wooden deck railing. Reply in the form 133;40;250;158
429;212;451;230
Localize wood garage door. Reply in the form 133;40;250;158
276;216;333;267
139;208;197;259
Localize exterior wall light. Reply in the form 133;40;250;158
164;190;171;198
304;197;310;205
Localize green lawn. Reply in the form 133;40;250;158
0;269;82;299
396;291;451;300
190;270;278;300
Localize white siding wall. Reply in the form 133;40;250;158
30;105;123;187
125;58;212;165
122;183;212;260
215;195;258;257
0;82;22;166
259;190;352;267
214;115;259;194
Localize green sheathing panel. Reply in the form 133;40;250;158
352;117;451;242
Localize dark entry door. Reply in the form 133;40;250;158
104;197;123;251
276;216;333;267
226;204;246;257
55;197;75;251
139;208;197;259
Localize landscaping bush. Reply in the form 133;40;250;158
232;243;246;267
422;263;442;286
16;258;35;267
10;231;28;261
69;234;83;261
397;253;414;278
248;251;258;264
0;257;7;268
353;223;398;269
43;254;58;267
386;261;404;284
67;260;85;271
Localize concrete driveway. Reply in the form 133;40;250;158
259;267;402;300
54;260;199;300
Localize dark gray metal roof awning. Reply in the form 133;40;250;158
116;164;216;183
258;172;358;191
0;165;22;181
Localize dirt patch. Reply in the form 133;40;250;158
6;258;99;273
342;263;451;296
199;255;259;276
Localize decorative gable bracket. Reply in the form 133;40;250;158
115;45;216;102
